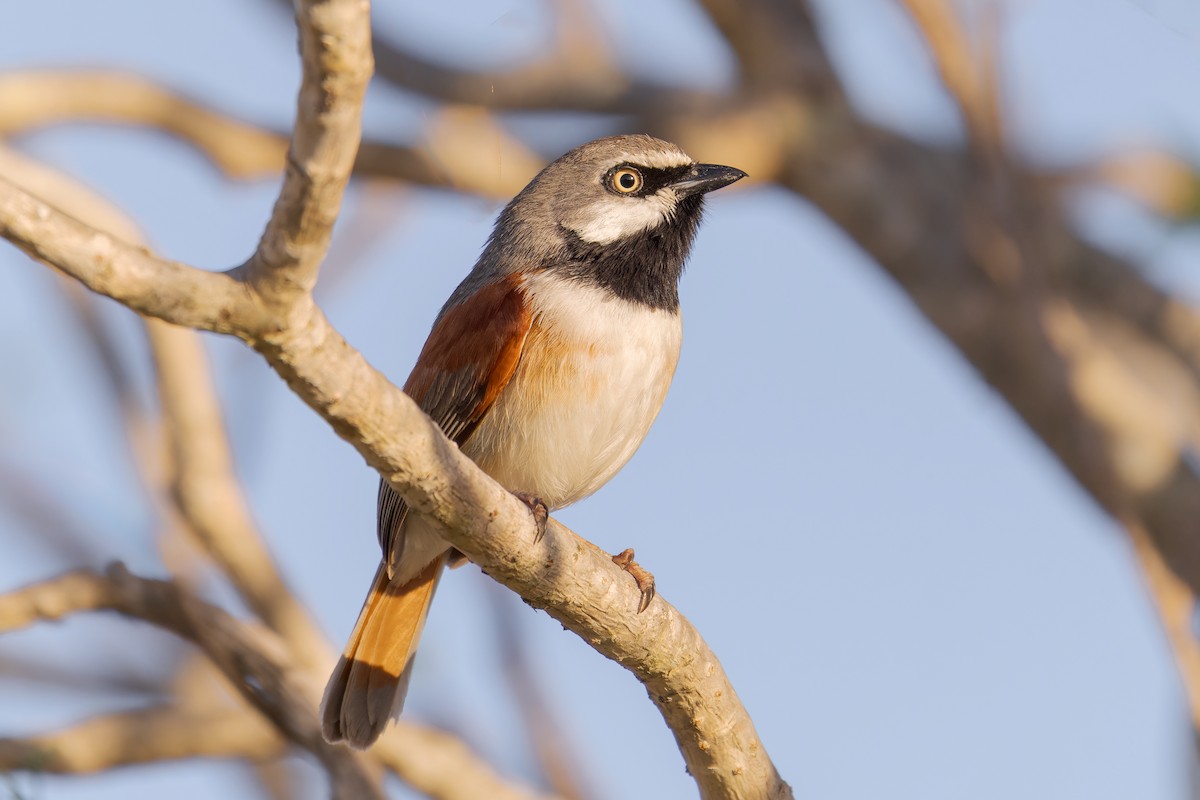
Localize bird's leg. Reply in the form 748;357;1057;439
611;548;656;613
512;491;549;543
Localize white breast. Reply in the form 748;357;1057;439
465;271;682;510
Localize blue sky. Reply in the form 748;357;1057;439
2;1;1198;798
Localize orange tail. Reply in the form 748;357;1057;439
320;554;446;748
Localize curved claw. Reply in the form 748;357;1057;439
512;491;549;543
612;548;656;613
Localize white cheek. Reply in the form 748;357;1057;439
573;192;676;244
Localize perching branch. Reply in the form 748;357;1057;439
0;0;790;796
0;170;790;799
0;105;568;800
7;0;1198;794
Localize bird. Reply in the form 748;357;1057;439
320;134;745;748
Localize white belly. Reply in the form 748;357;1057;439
464;271;682;510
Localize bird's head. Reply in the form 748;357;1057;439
483;134;746;309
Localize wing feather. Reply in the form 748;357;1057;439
377;274;532;564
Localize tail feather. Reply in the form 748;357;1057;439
321;554;447;748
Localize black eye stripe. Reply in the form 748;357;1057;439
604;163;692;196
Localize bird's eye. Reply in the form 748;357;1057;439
611;167;643;194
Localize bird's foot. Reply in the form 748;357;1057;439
612;548;656;613
512;491;549;543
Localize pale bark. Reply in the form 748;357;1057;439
0;0;789;796
3;0;1200;794
0;172;790;798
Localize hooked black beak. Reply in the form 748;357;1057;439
672;163;747;197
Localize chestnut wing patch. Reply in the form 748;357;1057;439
377;275;532;561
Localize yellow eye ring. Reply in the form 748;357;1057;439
611;167;643;194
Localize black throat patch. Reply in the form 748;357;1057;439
557;194;704;312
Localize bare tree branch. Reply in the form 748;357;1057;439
0;72;286;179
5;0;1200;795
766;90;1200;591
660;0;1200;739
0;70;537;198
146;318;331;671
0;143;324;659
693;0;835;92
0;706;283;774
0;145;165;512
403;105;544;198
249;757;300;800
898;0;1004;151
238;0;373;303
0;174;789;797
0;566;569;800
0;185;256;332
652;0;1200;610
1128;519;1200;728
365;6;717;112
1095;150;1200;221
0;564;384;800
372;726;563;800
0;146;202;577
0;0;789;795
0;96;564;800
0;651;171;698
